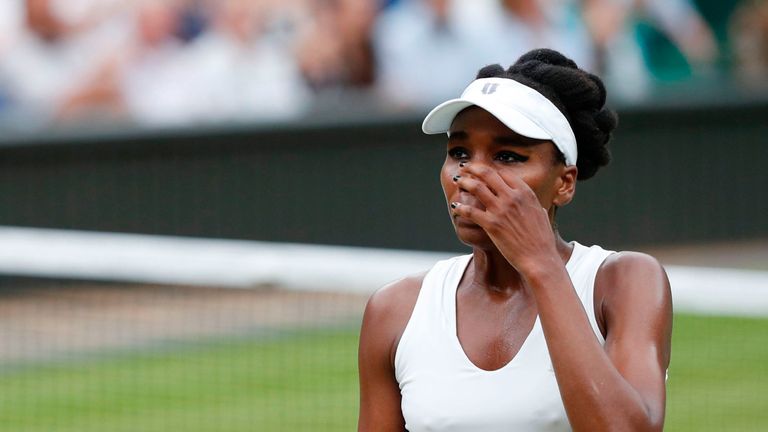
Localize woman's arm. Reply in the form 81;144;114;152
452;163;672;431
358;276;422;432
525;252;672;431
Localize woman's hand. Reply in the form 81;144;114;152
451;162;561;278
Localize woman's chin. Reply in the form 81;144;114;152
454;222;493;248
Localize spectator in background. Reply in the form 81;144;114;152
334;0;378;87
155;0;311;124
581;0;650;100
0;1;24;114
635;0;719;78
0;0;132;125
456;0;595;71
730;0;768;86
582;0;718;101
84;0;313;127
373;0;484;108
295;0;378;90
373;0;595;109
116;0;204;126
54;0;135;122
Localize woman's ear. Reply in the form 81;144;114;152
553;165;578;207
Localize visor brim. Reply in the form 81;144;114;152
421;98;553;142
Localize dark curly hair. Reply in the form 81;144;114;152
476;48;617;180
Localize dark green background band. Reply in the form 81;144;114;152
0;101;765;252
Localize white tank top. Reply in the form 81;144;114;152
395;242;614;432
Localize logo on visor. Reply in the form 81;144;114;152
481;83;499;95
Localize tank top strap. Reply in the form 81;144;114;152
565;241;615;345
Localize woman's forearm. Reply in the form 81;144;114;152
523;263;663;432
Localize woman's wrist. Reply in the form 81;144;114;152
518;254;568;288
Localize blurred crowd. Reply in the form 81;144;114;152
0;0;764;129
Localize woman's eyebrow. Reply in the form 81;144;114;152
493;134;542;147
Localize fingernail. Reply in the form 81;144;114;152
452;175;461;182
450;202;459;209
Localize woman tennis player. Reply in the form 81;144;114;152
358;48;672;431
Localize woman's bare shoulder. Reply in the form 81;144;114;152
595;251;672;331
364;272;426;328
598;251;669;290
360;272;427;364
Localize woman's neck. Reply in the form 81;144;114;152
469;234;573;296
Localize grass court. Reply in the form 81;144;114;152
0;314;766;431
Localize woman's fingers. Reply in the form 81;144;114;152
453;175;496;208
459;163;508;197
450;201;491;227
460;163;539;204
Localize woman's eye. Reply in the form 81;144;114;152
448;147;469;160
496;151;528;163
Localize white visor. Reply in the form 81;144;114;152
422;77;578;166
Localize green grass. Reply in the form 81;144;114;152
666;314;768;431
0;314;766;431
0;329;361;432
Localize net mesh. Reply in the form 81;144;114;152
0;280;367;431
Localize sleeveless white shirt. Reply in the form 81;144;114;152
395;242;614;432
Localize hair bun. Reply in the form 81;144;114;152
476;64;506;79
595;108;618;134
514;48;578;70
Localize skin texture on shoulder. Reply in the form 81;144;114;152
593;251;673;428
358;273;425;432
